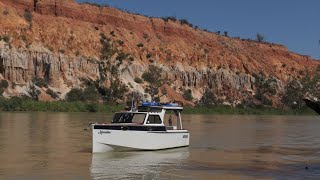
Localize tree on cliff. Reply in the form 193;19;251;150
0;80;9;95
253;73;277;106
99;33;117;83
200;88;218;105
282;73;320;109
97;33;128;102
183;89;193;101
27;77;41;101
256;33;265;42
66;86;101;102
24;10;33;28
142;65;163;101
282;79;304;109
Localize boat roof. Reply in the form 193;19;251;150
115;102;183;114
140;102;183;110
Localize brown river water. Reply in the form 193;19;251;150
0;112;320;179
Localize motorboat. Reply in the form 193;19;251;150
91;102;190;153
303;98;320;115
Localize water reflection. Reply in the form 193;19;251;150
91;148;189;179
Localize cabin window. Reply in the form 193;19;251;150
131;114;146;123
146;115;162;124
112;113;146;124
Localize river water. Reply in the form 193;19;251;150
0;113;319;179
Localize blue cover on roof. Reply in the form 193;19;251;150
142;102;180;107
142;102;161;107
162;103;179;107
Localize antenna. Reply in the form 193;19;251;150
131;91;134;111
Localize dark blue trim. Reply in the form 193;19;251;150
94;125;167;132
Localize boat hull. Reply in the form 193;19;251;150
92;125;190;153
304;98;320;115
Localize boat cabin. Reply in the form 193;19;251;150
111;103;184;130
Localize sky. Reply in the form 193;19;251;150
77;0;320;59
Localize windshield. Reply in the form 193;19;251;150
112;113;146;124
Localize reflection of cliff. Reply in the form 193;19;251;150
0;0;319;105
91;149;189;179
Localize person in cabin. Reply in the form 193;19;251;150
168;115;173;126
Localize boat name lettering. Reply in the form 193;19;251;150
183;135;188;138
98;130;111;135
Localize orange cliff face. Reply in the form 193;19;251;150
0;0;319;106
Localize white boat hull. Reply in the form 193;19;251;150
92;126;190;153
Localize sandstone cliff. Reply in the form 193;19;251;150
0;0;319;106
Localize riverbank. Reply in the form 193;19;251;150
0;98;317;115
183;105;317;115
0;98;124;113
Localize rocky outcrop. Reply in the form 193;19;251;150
0;43;100;96
0;0;319;106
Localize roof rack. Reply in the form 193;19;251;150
139;102;183;112
141;102;181;107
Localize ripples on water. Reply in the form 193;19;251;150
0;113;319;179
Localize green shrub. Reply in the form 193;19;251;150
179;19;193;28
3;9;9;15
137;43;144;48
46;89;59;99
100;34;116;60
66;88;84;102
24;10;33;26
34;77;48;88
75;50;80;56
99;32;107;40
200;89;217;105
255;91;272;106
0;80;9;95
116;52;129;63
21;35;27;42
183;89;193;101
142;65;163;101
86;103;99;112
66;87;101;102
0;80;9;89
143;33;149;39
146;53;152;59
2;36;10;43
58;49;65;54
161;16;177;22
117;40;124;45
129;57;134;61
83;86;101;102
134;77;143;84
80;2;109;7
27;80;41;101
256;33;265;42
